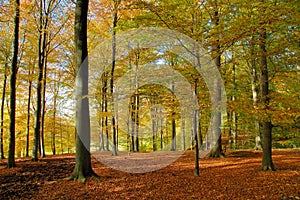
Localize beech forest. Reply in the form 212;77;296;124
0;0;299;199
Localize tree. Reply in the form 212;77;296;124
26;61;34;157
69;0;97;182
0;61;8;159
32;0;47;161
8;0;20;168
32;0;55;161
0;3;11;160
170;84;176;151
259;17;275;171
208;7;224;158
109;0;120;156
194;79;200;176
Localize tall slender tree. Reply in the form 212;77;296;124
109;0;120;156
259;24;275;171
0;62;8;159
25;61;34;157
69;0;96;182
32;0;47;161
170;84;176;151
209;8;224;158
8;0;20;168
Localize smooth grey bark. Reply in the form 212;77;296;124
40;56;49;158
32;0;59;160
130;103;135;151
134;94;139;152
194;109;200;176
25;63;33;157
160;118;164;150
209;10;224;158
59;115;63;154
51;88;57;155
99;121;104;151
249;41;263;151
32;0;49;161
259;26;275;171
231;64;238;149
151;106;157;151
198;117;203;148
102;72;109;151
193;80;199;176
181;119;186;151
109;0;119;156
249;39;263;150
99;72;106;151
171;84;176;151
50;70;61;155
133;51;139;152
69;0;96;182
194;79;203;150
0;63;8;159
8;0;20;168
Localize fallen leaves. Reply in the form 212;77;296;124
0;150;299;199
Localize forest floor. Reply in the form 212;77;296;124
0;149;299;200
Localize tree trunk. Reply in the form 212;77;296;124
109;0;119;156
130;117;134;152
250;44;262;150
134;94;139;152
160;118;164;150
232;111;238;149
181;119;186;151
252;52;263;150
259;27;275;171
99;123;104;151
152;106;157;152
40;57;49;158
52;92;57;155
134;51;139;152
32;0;46;161
171;84;176;151
25;64;33;157
0;63;8;159
194;79;203;150
209;10;224;158
32;53;43;161
193;79;200;176
231;64;238;149
8;0;20;168
130;96;136;152
102;72;109;151
194;110;199;176
99;73;106;151
198;117;203;148
69;0;96;182
59;116;63;154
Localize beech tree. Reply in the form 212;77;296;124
0;59;8;160
69;0;96;182
109;0;120;156
32;0;54;161
258;0;274;170
0;0;297;172
208;6;224;158
8;0;20;168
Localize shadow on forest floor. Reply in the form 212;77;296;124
0;149;299;200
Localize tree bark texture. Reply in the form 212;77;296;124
259;27;275;171
69;0;96;182
8;0;20;168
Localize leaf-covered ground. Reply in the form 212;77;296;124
0;149;299;200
